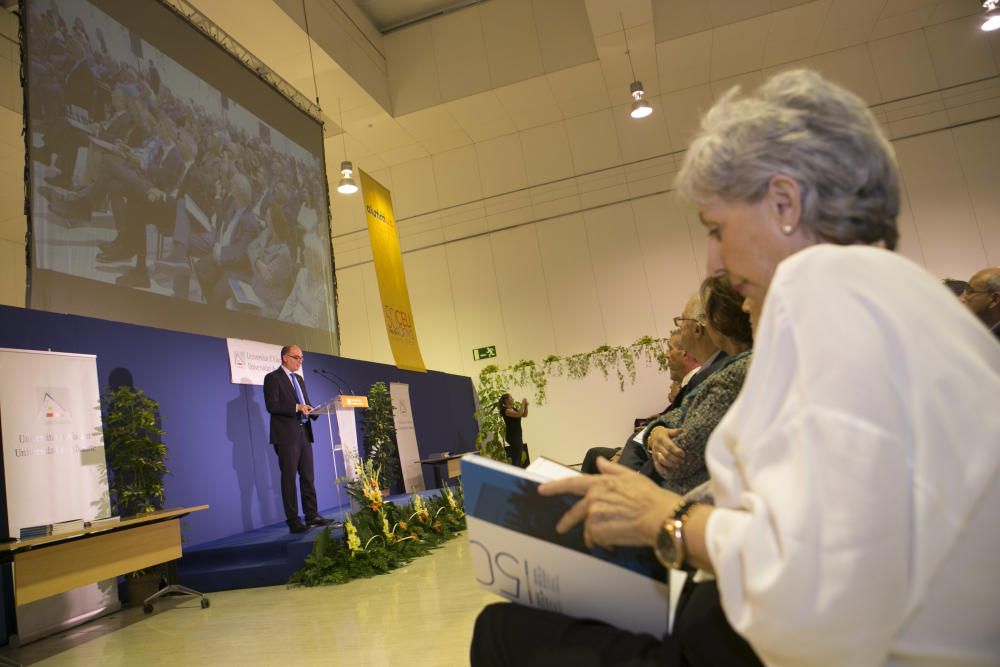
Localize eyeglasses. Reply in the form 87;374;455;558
673;317;700;327
285;354;303;361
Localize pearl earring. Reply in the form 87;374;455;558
782;225;793;235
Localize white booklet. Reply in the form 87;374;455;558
228;277;264;308
461;454;669;637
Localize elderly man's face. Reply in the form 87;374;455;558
960;271;999;323
666;334;686;381
282;346;303;372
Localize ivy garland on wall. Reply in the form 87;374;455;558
473;336;671;461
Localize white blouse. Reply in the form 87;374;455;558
704;245;1000;666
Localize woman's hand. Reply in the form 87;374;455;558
648;426;684;477
538;457;679;550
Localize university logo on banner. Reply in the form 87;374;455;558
359;170;426;372
38;388;72;423
226;338;283;385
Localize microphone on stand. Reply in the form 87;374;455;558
312;368;353;395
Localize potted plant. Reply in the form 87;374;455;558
361;382;400;494
473;366;510;463
102;384;170;604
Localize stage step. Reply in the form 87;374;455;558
176;489;447;593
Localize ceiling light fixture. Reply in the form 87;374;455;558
337;160;359;195
335;98;358;195
630;81;653;119
302;0;357;196
983;0;1000;31
621;14;652;119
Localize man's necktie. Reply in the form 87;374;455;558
291;373;307;424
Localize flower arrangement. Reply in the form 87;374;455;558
349;460;385;512
289;480;466;587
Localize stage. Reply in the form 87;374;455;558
177;489;448;593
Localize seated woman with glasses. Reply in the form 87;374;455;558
640;274;753;494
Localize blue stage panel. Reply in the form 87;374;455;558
0;305;477;548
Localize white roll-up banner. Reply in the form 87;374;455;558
0;348;118;642
0;348;109;534
389;382;424;493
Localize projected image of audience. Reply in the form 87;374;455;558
26;0;331;332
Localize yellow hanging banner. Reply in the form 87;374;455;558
359;169;426;372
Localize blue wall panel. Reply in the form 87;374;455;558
0;305;477;547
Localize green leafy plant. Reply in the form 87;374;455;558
102;385;169;516
471;336;672;457
361;382;400;491
473;365;509;463
102;385;170;588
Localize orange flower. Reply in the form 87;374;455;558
398;521;408;530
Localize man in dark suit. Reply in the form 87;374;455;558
615;295;727;473
580;296;727;475
194;172;260;305
39;85;135;189
961;267;1000;340
581;330;699;474
263;345;329;533
93;114;186;287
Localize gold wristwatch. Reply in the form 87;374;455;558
654;499;696;569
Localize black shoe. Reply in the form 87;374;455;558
288;522;308;534
116;267;150;288
41;183;87;203
305;516;330;527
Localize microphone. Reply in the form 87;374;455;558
312;368;353;395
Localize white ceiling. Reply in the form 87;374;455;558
187;0;993;205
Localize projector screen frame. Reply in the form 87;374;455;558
19;0;341;354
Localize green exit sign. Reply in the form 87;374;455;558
473;345;497;361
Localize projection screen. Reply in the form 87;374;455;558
23;0;339;354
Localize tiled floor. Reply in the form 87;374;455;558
1;538;501;666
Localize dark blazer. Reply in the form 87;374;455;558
263;367;317;445
64;60;100;120
617;351;730;471
147;144;185;193
213;206;259;275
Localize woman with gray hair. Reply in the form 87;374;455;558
471;70;1000;666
